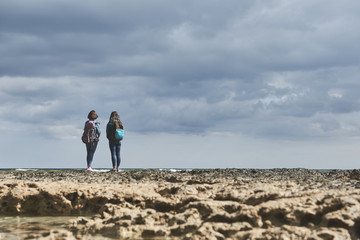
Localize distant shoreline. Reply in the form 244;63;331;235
0;167;355;171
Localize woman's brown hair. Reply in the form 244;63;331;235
109;111;123;127
88;110;98;120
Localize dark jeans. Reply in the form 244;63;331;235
109;140;121;168
86;141;98;167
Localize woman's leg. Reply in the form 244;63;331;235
115;142;121;169
86;142;98;168
109;141;116;169
86;143;92;167
92;141;98;165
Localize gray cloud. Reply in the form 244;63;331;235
1;0;358;78
1;0;360;142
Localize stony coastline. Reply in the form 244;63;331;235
1;168;360;239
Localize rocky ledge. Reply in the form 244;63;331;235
1;168;360;239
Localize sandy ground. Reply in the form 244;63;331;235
0;168;360;239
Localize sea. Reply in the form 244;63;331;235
3;168;191;172
1;168;334;172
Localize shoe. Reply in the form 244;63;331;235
110;169;116;172
86;168;93;172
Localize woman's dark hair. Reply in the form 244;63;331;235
109;111;123;126
88;110;98;120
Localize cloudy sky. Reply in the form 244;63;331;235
1;0;360;169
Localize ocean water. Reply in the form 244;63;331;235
0;216;73;239
1;168;335;172
0;216;113;240
12;168;188;171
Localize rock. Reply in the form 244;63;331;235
316;228;351;240
141;227;167;238
350;169;360;180
0;169;359;239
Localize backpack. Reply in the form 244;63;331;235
112;120;124;141
115;129;124;140
82;120;97;144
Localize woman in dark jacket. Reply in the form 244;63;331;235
106;111;124;172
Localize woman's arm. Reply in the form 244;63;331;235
106;123;110;140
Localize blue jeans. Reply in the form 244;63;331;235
109;140;121;168
86;141;98;167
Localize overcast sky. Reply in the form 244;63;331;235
1;0;360;169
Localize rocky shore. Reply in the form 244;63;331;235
1;168;360;239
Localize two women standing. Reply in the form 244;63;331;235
82;110;124;172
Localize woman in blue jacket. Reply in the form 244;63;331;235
106;111;124;172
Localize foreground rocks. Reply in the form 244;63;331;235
0;169;360;239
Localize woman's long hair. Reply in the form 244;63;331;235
109;111;123;126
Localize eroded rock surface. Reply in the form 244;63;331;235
0;169;360;239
